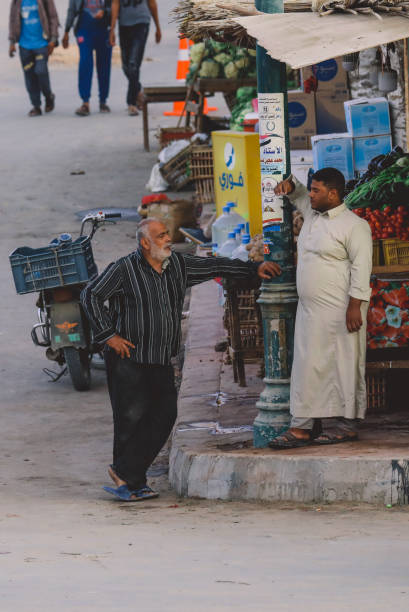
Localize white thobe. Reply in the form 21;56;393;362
288;178;373;420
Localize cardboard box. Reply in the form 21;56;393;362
288;91;316;150
353;134;392;174
302;57;348;93
315;89;349;134
311;133;354;181
344;98;391;137
291;150;313;186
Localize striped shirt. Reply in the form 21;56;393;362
81;249;259;365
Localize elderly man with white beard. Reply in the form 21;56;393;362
81;218;280;501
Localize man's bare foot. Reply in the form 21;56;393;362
286;427;311;440
108;465;127;487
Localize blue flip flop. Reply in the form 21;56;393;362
133;486;159;500
103;484;159;502
103;484;136;501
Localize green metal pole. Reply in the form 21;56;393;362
253;0;298;447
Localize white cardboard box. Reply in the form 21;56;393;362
311;133;354;181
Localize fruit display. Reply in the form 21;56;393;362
353;205;409;241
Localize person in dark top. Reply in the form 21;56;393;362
109;0;161;116
8;0;59;116
62;0;112;116
81;218;280;501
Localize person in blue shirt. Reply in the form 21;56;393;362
62;1;112;116
8;0;59;116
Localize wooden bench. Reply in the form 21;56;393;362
142;86;188;152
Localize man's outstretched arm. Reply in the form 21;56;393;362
183;254;281;288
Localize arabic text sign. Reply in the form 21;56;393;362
219;172;245;191
258;93;286;226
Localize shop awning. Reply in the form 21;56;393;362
234;13;409;68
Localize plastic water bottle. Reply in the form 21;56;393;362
226;202;245;227
218;232;237;258
231;233;251;261
211;206;236;253
236;223;245;244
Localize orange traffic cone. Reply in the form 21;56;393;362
164;38;217;117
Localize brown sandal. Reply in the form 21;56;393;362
28;107;42;117
75;103;90;116
268;430;312;450
314;432;358;445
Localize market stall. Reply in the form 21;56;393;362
147;0;409;405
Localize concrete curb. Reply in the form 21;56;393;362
169;281;409;504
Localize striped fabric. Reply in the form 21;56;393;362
81;249;259;365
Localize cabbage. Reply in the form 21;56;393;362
224;61;239;79
198;59;220;78
208;40;228;54
190;42;207;64
235;57;250;70
213;52;233;66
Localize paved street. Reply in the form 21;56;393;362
1;2;409;610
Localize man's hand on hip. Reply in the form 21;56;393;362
257;261;281;280
346;297;363;333
106;335;135;359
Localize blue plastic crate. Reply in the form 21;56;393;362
9;236;98;294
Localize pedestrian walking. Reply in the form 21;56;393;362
269;168;372;449
109;0;161;116
81;218;279;501
62;0;112;116
8;0;58;117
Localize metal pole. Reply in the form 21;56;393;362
253;0;298;447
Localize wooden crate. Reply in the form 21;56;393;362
158;127;195;150
383;239;409;265
160;144;194;191
366;370;387;412
223;280;264;386
191;145;215;204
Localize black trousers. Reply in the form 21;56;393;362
119;23;149;106
19;46;52;108
105;350;177;491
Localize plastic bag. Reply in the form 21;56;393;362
145;163;169;193
158;139;190;164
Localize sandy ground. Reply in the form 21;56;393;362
1;1;409;610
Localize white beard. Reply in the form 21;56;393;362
150;243;172;262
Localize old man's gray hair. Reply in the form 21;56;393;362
136;218;159;245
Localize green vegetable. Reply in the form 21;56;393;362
198;59;220;78
213;52;233;66
189;42;207;64
224;61;239;79
247;49;257;57
235;56;250;70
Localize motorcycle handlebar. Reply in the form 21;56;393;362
104;213;122;219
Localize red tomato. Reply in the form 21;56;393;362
397;205;405;213
384;205;392;214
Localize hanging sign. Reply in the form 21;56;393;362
258;93;287;226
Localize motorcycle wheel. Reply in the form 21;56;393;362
63;347;91;391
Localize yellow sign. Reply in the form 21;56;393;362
212;131;262;236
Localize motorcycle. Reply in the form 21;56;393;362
10;211;121;391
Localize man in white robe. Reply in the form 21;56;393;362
269;167;372;448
